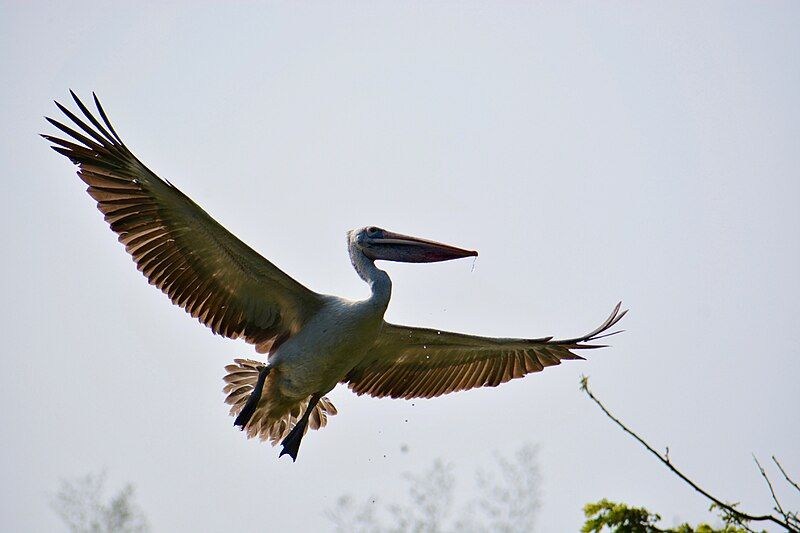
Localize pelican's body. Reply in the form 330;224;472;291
271;296;384;397
227;234;398;447
265;292;387;414
45;92;626;461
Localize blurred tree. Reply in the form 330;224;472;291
327;444;540;533
50;472;148;533
465;444;541;532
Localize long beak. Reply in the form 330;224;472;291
369;230;478;263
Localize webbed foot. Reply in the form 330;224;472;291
279;419;307;462
278;394;321;462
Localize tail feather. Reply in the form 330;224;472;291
223;358;337;445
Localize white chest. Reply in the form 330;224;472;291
270;297;385;397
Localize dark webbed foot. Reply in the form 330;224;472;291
234;365;270;429
279;394;320;462
279;420;307;462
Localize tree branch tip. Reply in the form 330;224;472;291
580;377;798;532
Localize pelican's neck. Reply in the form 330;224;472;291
349;245;392;309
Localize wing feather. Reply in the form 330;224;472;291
346;303;626;399
44;92;323;351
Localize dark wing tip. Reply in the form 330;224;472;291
91;91;124;145
53;99;71;116
551;301;628;348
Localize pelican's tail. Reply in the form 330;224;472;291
223;359;338;446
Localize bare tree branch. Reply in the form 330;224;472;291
773;456;800;495
754;455;790;525
579;375;798;533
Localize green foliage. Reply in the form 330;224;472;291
582;499;662;532
582;499;756;533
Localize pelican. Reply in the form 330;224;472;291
44;92;626;461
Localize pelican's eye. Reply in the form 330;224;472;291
366;226;380;236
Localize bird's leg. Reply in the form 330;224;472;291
279;394;321;462
234;365;270;429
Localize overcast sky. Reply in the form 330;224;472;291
1;2;798;531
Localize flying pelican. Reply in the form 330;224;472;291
44;92;626;461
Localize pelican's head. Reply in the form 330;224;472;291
350;226;478;263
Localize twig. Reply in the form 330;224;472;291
579;375;799;533
770;456;800;529
754;455;789;523
773;456;800;494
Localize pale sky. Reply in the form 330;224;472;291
1;2;798;531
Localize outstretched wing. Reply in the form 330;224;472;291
345;303;626;399
43;91;323;353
